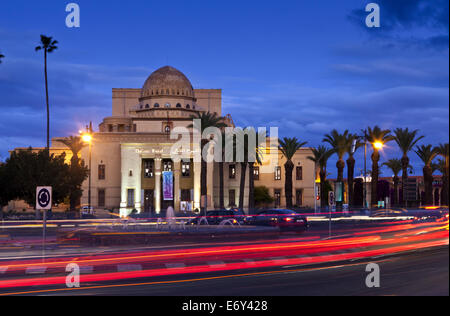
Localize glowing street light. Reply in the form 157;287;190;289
80;123;93;216
373;141;384;150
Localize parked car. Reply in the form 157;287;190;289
80;206;95;219
244;209;308;233
186;209;246;225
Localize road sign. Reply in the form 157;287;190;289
36;186;52;210
328;191;335;207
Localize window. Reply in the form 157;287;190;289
186;104;190;109
108;125;113;132
182;161;190;177
181;189;191;201
296;166;303;180
133;124;137;132
296;189;303;206
229;189;236;207
164;103;171;108
145;104;150;109
143;160;154;178
98;164;105;180
154;103;160;108
127;189;135;207
164;125;171;134
275;166;281;180
129;170;133;177
176;103;182;108
229;164;236;179
253;166;260;180
98;189;105;208
163;160;173;172
274;190;281;207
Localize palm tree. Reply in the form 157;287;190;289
60;136;87;212
35;35;58;153
0;52;4;64
323;130;351;209
188;112;227;211
434;143;449;206
307;146;333;208
248;130;265;211
279;137;308;208
393;128;424;207
382;159;402;206
415;145;437;206
346;133;363;208
366;126;394;207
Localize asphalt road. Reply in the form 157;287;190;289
6;246;448;296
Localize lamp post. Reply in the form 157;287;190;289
81;123;93;215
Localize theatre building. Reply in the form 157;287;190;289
9;66;316;216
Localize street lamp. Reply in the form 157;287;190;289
80;123;93;215
373;141;384;150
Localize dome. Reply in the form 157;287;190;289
140;66;195;100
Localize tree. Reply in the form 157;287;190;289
0;149;69;216
279;137;307;208
323;130;350;209
60;136;88;212
415;145;437;206
382;158;406;206
307;146;333;208
346;133;363;208
393;128;424;207
254;186;274;208
0;52;4;64
188;112;227;211
35;35;58;153
366;126;394;207
434;143;449;206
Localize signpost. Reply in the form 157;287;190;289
328;191;335;238
36;186;52;250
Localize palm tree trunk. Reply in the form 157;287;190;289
336;159;345;210
201;140;208;212
442;161;449;206
347;156;355;207
239;162;247;209
371;151;380;207
284;161;294;208
401;155;409;207
219;161;224;209
320;170;326;209
424;165;433;205
248;162;255;211
44;49;50;153
392;176;399;206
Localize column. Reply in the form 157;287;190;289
174;161;181;212
154;157;162;214
207;160;214;210
193;160;201;210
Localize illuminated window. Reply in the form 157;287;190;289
275;166;281;180
229;164;236;179
253;166;260;180
182;161;190;177
143;160;154;178
274;190;281;207
163;160;173;172
164;125;171;134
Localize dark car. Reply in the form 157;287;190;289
245;209;308;233
186;208;246;225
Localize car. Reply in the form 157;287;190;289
244;209;308;233
80;206;95;219
186;209;246;225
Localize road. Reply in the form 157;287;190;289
0;216;448;296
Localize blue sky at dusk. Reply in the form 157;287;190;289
0;0;448;177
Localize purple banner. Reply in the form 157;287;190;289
163;171;174;201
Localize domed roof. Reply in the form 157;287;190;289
140;66;195;99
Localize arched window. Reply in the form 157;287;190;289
145;104;149;109
165;103;171;108
176;103;182;108
154;103;160;108
164;125;171;134
186;104;190;109
193;105;196;109
140;104;143;109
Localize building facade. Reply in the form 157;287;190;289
9;66;316;216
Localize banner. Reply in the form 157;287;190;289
163;171;174;201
